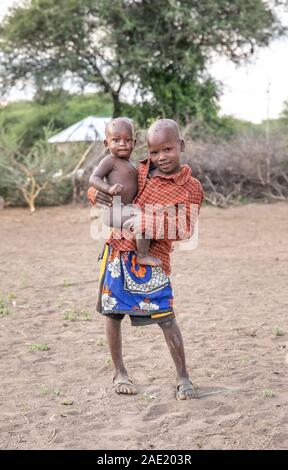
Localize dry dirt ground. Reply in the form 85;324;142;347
0;203;287;450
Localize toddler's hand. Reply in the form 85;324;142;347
108;183;123;195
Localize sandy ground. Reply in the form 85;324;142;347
0;202;287;450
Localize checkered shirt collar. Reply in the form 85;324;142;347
139;158;192;186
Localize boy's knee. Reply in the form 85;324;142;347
158;318;176;330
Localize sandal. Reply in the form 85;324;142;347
113;377;137;395
176;379;198;400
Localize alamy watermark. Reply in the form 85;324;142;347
90;197;200;251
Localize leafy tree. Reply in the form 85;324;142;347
0;0;128;116
0;0;285;123
109;0;285;123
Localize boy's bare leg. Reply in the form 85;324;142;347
136;238;162;266
105;317;137;394
159;319;197;400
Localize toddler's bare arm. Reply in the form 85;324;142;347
89;156;122;195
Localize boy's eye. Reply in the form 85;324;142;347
165;147;172;152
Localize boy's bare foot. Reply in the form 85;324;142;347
113;373;137;395
136;254;162;266
176;379;198;400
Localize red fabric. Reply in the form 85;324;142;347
87;186;98;205
87;159;204;274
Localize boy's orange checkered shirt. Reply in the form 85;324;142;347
89;158;204;275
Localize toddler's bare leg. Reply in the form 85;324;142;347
136;238;162;266
158;319;197;400
105;317;137;395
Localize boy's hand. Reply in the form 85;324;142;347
108;183;123;195
87;186;97;205
87;186;113;207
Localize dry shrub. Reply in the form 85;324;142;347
184;133;288;206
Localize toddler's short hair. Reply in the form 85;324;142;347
105;117;134;138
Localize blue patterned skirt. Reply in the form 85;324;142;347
97;245;174;320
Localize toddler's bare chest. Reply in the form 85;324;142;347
107;161;138;204
107;161;137;185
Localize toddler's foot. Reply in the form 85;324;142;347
136;254;162;267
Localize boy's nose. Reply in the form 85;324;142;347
159;152;167;160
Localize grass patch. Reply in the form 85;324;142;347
272;326;284;337
263;389;274;398
40;386;61;396
140;392;157;402
96;337;105;346
29;343;50;352
0;296;11;316
240;356;249;365
81;309;92;321
0;292;17;316
62;308;92;322
63;309;77;321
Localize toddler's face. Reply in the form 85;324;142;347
105;125;135;158
147;129;183;175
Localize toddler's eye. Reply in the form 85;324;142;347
165;147;172;152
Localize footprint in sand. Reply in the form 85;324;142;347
211;405;236;416
142;403;170;422
201;400;224;410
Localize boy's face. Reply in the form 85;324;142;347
147;128;184;175
104;124;135;158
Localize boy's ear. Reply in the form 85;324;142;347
180;139;185;151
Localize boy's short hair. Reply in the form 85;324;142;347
147;118;181;141
105;117;135;138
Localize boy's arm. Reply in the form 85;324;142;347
89;156;123;195
174;180;205;240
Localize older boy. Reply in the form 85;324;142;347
88;119;204;400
